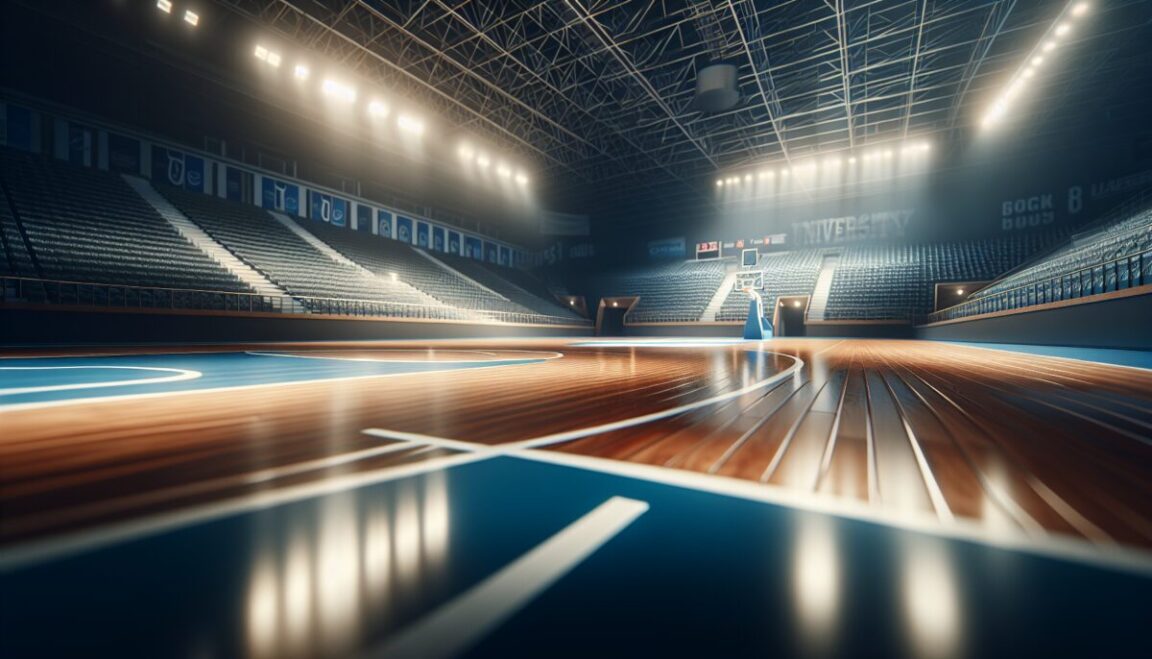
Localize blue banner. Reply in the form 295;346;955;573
432;226;445;252
499;246;510;266
152;146;205;192
4;105;34;152
331;198;347;227
261;177;300;214
416;222;429;248
448;231;461;255
485;242;498;264
309;191;346;225
107;133;140;174
378;210;393;238
225;166;248;203
397;216;414;243
464;236;482;259
357;204;373;232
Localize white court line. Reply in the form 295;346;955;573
0;356;550;414
0;451;495;571
245;349;564;363
0;366;202;396
371;496;649;659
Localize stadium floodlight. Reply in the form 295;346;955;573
397;114;424;135
157;0;173;13
744;174;752;182
956;288;965;295
368;100;390;119
254;45;268;60
294;64;310;80
267;52;281;67
883;150;893;158
1042;41;1056;53
716;179;724;187
848;156;856;164
515;172;529;186
183;10;199;26
255;45;281;68
321;79;356;103
477;154;491;169
458;143;474;161
496;164;511;179
1032;56;1044;66
1054;23;1071;37
793;300;802;308
1022;67;1035;78
1071;2;1090;17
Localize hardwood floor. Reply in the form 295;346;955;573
2;339;1149;551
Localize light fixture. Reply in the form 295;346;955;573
515;172;529;185
321;79;356;103
793;300;802;308
848;156;856;164
956;288;965;295
477;154;491;169
496;164;511;179
459;144;475;160
157;0;172;13
744;174;752;182
254;45;269;60
1071;2;1090;17
183;9;199;26
1054;23;1071;37
716;179;724;187
397;114;424;135
1031;56;1044;66
255;45;281;67
294;64;310;80
367;100;390;119
266;52;281;67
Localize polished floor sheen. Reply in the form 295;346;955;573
1;338;1150;658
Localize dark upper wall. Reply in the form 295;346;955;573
0;0;550;246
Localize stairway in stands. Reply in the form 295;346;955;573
701;269;739;321
806;254;840;321
125;176;289;300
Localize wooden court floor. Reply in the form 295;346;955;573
1;338;1150;552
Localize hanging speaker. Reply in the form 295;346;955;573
694;63;739;112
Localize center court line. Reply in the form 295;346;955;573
370;496;649;659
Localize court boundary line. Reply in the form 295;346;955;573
245;349;565;364
0;365;202;396
0;356;552;414
371;496;649;659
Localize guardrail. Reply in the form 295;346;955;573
927;247;1152;323
0;276;590;326
816;307;919;322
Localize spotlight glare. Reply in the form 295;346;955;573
883;150;893;158
157;0;173;13
848;156;856;164
1031;56;1044;66
716;179;724;187
744;174;752;182
1054;23;1071;37
254;45;268;61
397;114;425;135
1043;40;1056;52
515;172;529;185
267;52;281;68
458;143;474;160
1022;67;1035;78
1071;2;1090;17
183;10;199;26
321;79;356;103
477;154;490;169
368;100;390;119
496;163;511;179
294;64;310;80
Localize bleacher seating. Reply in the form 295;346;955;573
436;251;584;320
156;185;465;317
715;250;824;322
933;205;1152;320
587;259;728;323
301;222;571;322
0;149;256;308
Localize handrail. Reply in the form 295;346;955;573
927;246;1151;323
0;276;591;326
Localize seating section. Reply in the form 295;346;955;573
301;222;573;323
715;250;824;322
156;185;466;317
934;206;1152;320
436;252;584;320
588;260;729;323
0;149;256;307
823;233;1067;320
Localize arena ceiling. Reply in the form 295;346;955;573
176;1;1152;208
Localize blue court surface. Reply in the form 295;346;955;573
0;351;552;408
943;341;1152;370
2;453;1149;659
